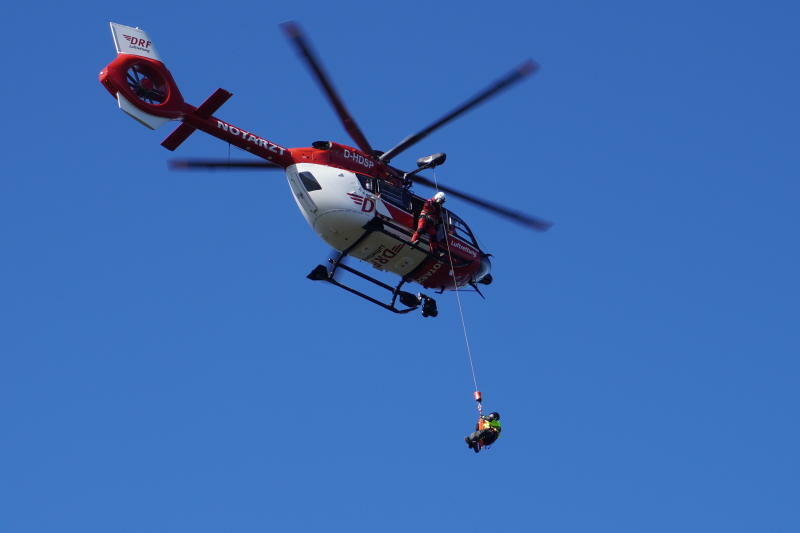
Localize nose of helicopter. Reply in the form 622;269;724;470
474;255;492;285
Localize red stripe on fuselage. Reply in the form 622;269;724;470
382;201;414;228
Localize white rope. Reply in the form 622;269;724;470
432;168;480;401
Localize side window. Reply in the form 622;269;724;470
299;171;322;192
356;173;376;193
379;182;412;211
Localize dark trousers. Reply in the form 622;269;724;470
468;429;498;446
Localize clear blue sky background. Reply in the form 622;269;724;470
2;1;798;531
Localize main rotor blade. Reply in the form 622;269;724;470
410;174;552;231
281;22;375;156
168;159;283;170
380;61;538;163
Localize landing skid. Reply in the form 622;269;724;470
306;217;440;316
307;260;438;317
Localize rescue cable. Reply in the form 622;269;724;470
432;168;483;415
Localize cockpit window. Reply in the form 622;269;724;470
446;211;479;247
299;171;322;192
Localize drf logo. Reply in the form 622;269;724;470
370;244;404;269
123;35;152;49
346;192;375;213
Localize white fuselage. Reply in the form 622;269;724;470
285;163;429;278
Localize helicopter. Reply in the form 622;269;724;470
99;22;552;317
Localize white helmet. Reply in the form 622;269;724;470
433;191;446;204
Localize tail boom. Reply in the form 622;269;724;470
168;112;292;167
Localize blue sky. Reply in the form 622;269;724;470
2;1;799;531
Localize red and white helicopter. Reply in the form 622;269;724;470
99;22;551;317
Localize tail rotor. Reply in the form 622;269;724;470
125;63;168;105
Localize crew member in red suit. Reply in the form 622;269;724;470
410;191;446;252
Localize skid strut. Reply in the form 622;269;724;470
306;223;438;316
307;258;437;316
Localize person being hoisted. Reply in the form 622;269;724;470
465;411;501;453
410;191;446;253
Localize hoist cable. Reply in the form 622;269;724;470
432;168;480;407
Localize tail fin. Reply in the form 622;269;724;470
109;22;161;60
100;22;186;129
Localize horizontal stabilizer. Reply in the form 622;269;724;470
161;88;232;150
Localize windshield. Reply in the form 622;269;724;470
445;210;479;247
